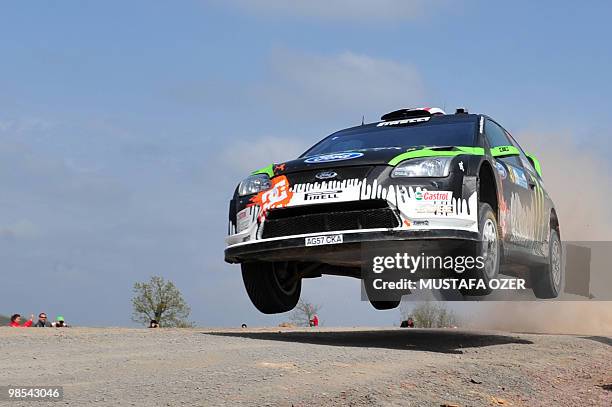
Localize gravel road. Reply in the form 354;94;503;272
1;327;610;406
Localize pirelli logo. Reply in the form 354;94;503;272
303;190;342;201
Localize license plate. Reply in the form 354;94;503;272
305;234;343;247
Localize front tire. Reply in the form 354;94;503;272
531;229;563;299
241;262;301;314
461;202;500;296
369;300;401;310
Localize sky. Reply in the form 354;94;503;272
1;0;611;327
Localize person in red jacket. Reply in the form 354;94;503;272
309;315;319;327
9;314;33;327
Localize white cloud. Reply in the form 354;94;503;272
222;0;433;21
256;50;426;121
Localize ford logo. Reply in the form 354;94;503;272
315;171;338;180
304;152;364;164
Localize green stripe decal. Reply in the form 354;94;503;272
525;152;543;177
388;146;484;166
251;164;274;177
490;145;520;158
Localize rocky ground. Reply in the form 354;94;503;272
0;327;610;406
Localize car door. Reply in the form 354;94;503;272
483;119;534;252
507;134;548;256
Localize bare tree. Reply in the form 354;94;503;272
289;299;321;327
132;276;193;327
400;301;458;328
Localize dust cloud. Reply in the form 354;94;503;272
521;132;612;241
462;302;612;335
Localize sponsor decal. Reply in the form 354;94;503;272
458;161;465;172
415;191;452;201
304;152;364;164
416;204;454;214
305;234;343;246
510;166;529;189
248;175;293;219
396;218;432;228
315;171;338;180
377;117;430;127
236;208;252;232
273;163;286;173
494;161;507;179
304;190;342;201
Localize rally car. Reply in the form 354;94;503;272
225;107;563;313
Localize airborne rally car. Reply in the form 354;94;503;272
225;107;563;313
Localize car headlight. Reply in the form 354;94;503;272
238;174;272;196
391;157;453;178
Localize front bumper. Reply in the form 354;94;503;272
224;228;480;265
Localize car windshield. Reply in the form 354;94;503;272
303;121;477;157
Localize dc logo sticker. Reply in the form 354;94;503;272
304;152;364;164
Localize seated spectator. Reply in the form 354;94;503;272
9;314;33;327
34;313;52;327
52;315;69;327
149;319;160;328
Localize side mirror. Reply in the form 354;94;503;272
525;152;542;177
490;145;520;158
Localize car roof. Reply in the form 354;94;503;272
332;113;480;136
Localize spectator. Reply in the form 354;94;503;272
400;318;415;328
34;313;52;327
149;319;160;328
52;315;68;327
9;314;33;327
309;315;319;327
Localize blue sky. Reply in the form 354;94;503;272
1;1;611;327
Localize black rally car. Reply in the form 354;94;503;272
225;107;563;313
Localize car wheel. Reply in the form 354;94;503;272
460;202;500;296
241;262;301;314
530;229;563;299
369;300;401;310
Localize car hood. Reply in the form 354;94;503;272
278;148;408;174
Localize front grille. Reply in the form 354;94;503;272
261;200;399;239
285;166;373;184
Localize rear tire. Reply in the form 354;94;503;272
460;202;500;296
241;262;301;314
531;229;563;299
